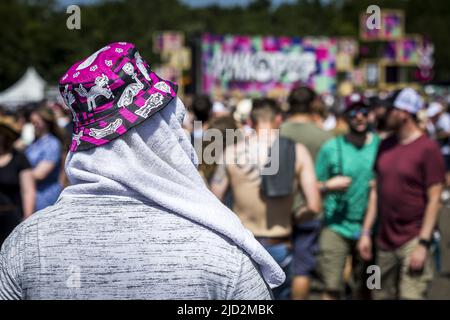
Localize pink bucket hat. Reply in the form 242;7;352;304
59;42;177;152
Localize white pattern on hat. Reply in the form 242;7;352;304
89;119;123;139
135;52;151;81
122;63;134;75
73;131;83;146
135;93;164;118
62;84;79;124
117;64;144;108
393;88;424;114
154;81;171;94
75;74;113;112
76;46;110;71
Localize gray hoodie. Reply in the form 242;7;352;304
0;196;272;299
0;98;280;299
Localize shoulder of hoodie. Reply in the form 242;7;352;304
2;196;253;272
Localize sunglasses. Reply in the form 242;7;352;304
347;108;369;118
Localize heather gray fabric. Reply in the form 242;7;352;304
0;197;272;300
0;97;280;300
60;97;284;288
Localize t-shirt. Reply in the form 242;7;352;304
375;134;446;250
316;134;380;239
280;122;333;161
0;196;272;300
281;122;333;215
0;151;31;215
25;134;62;211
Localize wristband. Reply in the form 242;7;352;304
361;230;371;238
418;238;432;249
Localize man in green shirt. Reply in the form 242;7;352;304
280;86;333;300
315;93;380;300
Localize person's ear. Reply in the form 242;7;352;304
401;111;410;123
274;114;283;127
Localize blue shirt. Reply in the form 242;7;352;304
25;134;62;211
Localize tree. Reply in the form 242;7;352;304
0;0;449;90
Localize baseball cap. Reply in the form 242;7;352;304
344;93;369;112
427;102;444;118
392;88;424;114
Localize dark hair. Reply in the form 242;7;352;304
199;116;238;182
33;106;65;143
192;95;212;122
287;86;317;115
208;116;238;141
388;89;402;108
0;132;15;154
250;98;281;125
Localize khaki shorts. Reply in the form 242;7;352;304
318;227;370;297
374;238;434;300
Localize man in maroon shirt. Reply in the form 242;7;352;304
358;88;445;299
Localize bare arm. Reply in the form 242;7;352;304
297;144;321;214
19;169;35;219
31;161;56;182
210;163;230;202
361;180;378;235
409;183;443;271
358;180;377;261
317;176;352;193
419;183;443;241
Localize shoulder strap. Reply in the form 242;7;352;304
336;136;344;176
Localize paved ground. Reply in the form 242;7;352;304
307;206;450;300
429;206;450;299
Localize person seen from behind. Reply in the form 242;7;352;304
280;86;333;300
211;98;321;299
0;43;284;300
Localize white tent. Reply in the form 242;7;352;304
0;67;46;109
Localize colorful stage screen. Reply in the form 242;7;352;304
201;34;337;97
398;37;421;64
360;10;404;41
381;11;404;40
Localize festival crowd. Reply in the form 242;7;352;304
1;42;450;300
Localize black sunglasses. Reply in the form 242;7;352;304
347;108;369;118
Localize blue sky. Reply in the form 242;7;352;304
181;0;296;6
58;0;296;8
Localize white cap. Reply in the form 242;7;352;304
393;88;424;114
427;102;444;118
233;99;252;122
212;101;227;113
